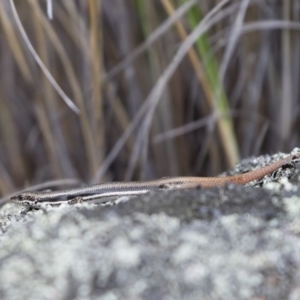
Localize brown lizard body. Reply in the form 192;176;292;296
11;152;300;207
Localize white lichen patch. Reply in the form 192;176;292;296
279;177;298;192
283;196;300;218
171;243;197;265
112;237;141;268
183;263;208;285
180;231;209;246
291;147;300;155
287;219;300;234
263;177;297;193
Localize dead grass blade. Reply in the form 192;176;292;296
9;0;80;114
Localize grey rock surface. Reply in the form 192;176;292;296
1;151;300;300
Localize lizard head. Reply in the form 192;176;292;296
10;192;38;206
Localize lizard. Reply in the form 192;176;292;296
10;151;300;209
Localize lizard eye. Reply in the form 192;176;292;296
13;194;26;201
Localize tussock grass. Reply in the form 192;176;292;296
0;0;299;196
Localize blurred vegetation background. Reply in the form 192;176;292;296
0;0;300;197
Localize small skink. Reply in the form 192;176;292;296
10;152;300;208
